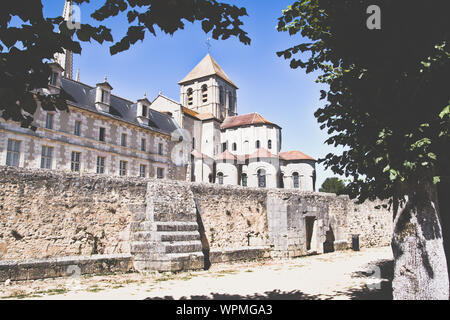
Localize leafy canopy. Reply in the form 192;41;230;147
277;0;449;204
319;177;347;195
0;0;250;128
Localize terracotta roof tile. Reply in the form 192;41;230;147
215;150;238;161
179;54;238;88
279;150;316;161
182;107;200;119
248;148;277;159
221;113;280;130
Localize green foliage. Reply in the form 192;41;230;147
0;0;250;127
319;177;347;195
277;0;450;204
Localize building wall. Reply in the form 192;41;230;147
221;125;281;156
0;167;147;261
180;76;236;121
0;104;185;180
0;167;393;263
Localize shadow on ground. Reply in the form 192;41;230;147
145;259;394;301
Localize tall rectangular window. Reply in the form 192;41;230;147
50;72;58;86
97;156;105;174
121;133;127;147
40;146;53;169
101;90;108;103
71;151;81;172
139;164;146;178
142;106;147;117
157;167;164;179
141;138;146;152
99;127;106;142
74;121;81;136
6;139;20;167
119;160;127;176
46;113;54;130
158;143;163;155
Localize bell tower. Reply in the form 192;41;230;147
55;0;74;79
179;54;238;121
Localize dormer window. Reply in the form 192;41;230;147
50;72;59;86
101;90;108;103
95;76;113;113
136;94;151;124
142;105;147;117
202;85;208;103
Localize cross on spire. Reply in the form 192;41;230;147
206;37;212;53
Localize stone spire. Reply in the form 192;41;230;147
55;0;74;79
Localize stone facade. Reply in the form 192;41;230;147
0;167;393;276
152;54;317;190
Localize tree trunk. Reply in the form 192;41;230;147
392;181;449;300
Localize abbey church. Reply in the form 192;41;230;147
0;1;316;191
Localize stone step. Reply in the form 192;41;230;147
130;241;159;254
155;222;199;232
164;240;203;254
163;252;204;262
132;231;200;242
160;231;200;242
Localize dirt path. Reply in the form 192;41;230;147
0;247;394;300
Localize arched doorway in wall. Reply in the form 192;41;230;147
257;169;266;188
323;227;335;253
305;216;316;251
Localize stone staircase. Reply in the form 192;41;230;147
130;181;205;272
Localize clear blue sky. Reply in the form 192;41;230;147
43;0;345;189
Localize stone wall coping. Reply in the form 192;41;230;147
0;254;132;268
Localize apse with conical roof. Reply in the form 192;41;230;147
179;54;238;121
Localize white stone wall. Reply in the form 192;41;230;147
221;125;281;156
281;161;316;191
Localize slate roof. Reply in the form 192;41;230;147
221;113;280;130
60;77;179;135
179;54;238;88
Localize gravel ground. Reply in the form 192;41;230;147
0;246;394;300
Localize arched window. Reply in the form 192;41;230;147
202;84;208;103
217;172;224;185
241;173;248;187
219;87;224;105
244;141;249;154
268;140;272;149
187;88;193;106
232;143;237;151
293;172;299;188
228;92;233;113
256;140;261;149
279;173;284;188
257;169;266;188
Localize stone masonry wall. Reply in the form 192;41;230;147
192;184;269;249
0;166;147;261
0;167;393;265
